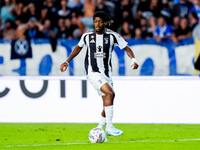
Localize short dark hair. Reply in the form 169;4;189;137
93;11;114;26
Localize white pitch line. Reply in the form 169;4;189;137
0;142;89;148
1;139;200;148
109;139;200;144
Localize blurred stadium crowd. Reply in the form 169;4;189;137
0;0;200;43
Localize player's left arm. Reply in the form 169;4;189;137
124;46;139;70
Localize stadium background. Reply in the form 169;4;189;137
0;0;200;77
0;0;200;123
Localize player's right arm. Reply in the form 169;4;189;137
60;33;87;72
60;45;82;72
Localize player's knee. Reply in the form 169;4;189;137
106;90;115;99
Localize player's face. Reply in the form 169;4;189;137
93;17;105;34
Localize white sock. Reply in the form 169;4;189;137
105;105;113;128
97;115;106;129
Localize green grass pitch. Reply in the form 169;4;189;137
0;123;200;150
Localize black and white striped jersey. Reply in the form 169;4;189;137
78;28;127;77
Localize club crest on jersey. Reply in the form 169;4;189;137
91;35;94;39
104;38;108;44
90;39;95;43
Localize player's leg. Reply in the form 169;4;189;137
97;96;106;129
96;96;108;142
87;73;107;129
100;83;114;127
87;73;123;136
100;83;114;106
101;83;123;136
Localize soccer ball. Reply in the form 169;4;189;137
88;128;106;143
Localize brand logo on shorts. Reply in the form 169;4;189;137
98;79;102;84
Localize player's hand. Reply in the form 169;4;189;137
60;62;69;72
131;58;139;70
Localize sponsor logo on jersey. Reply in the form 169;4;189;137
94;52;106;58
94;46;106;58
97;46;102;52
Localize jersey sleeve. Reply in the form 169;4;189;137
78;34;86;47
113;32;128;49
